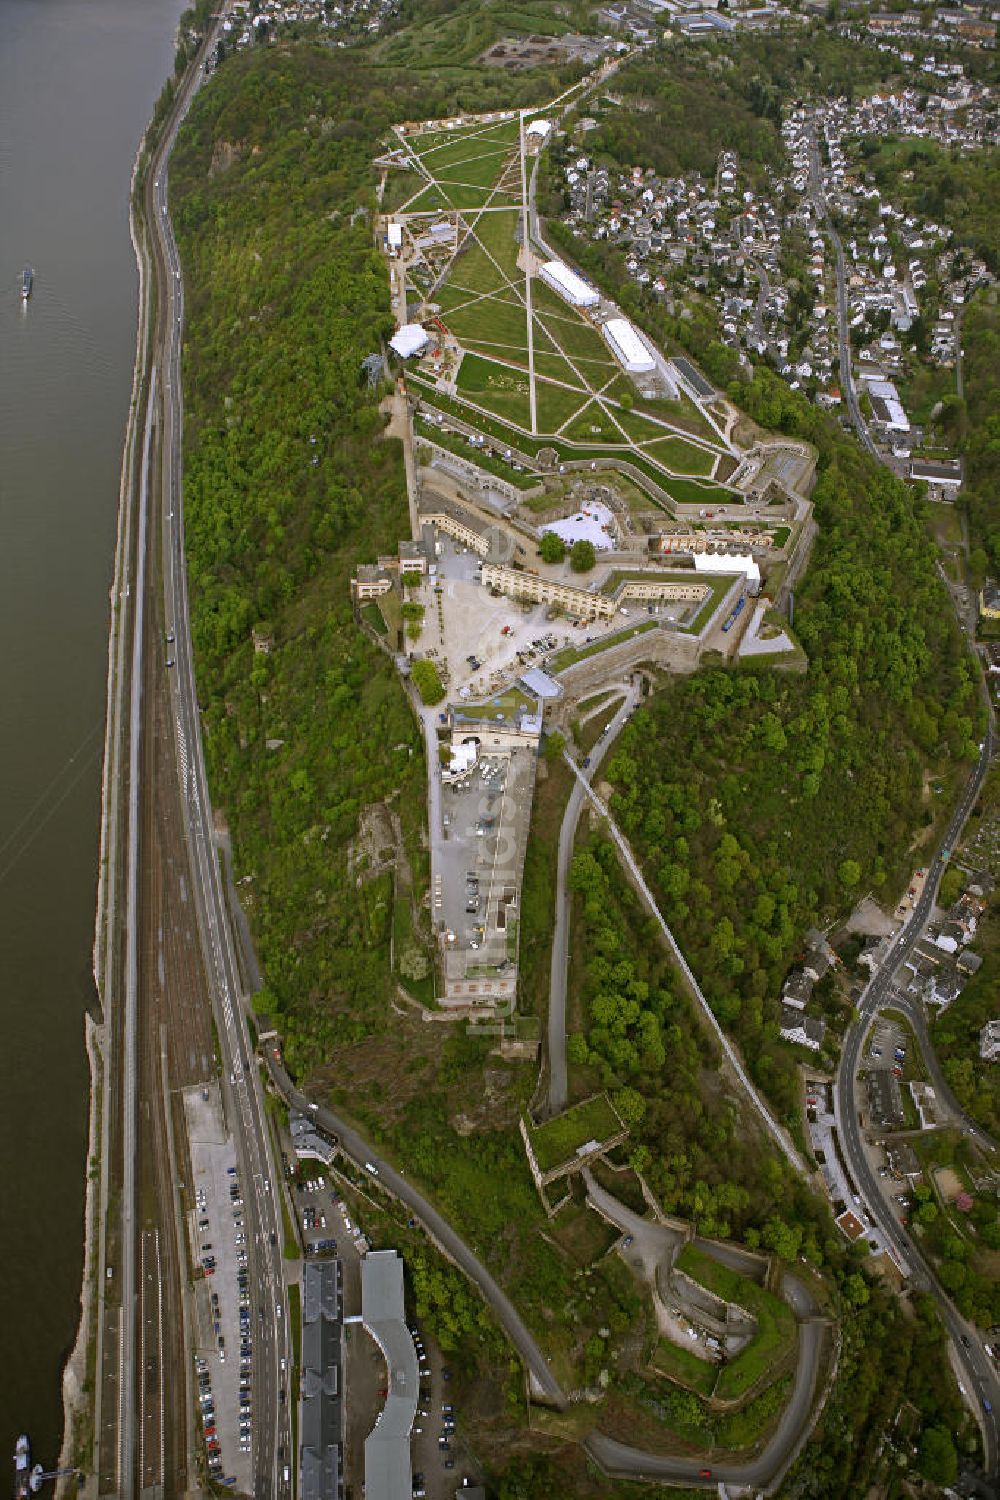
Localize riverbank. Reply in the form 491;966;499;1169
57;118;155;1498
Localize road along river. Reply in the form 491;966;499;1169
0;0;184;1463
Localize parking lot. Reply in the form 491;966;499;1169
436;745;534;974
867;1017;908;1072
184;1084;254;1492
408;1325;466;1499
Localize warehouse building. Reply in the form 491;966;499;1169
601;316;655;374
539;258;600;309
362;1251;418;1500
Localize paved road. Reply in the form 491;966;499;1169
586;1322;826;1492
834;720;1000;1475
748;255;770;349
808;133;879;462
808;127;1000;1480
267;1050;836;1491
888;986;999;1156
143;29;293;1494
263;1052;567;1405
547;682;639;1116
117;365;156;1498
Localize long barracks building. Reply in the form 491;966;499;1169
480;562;708;619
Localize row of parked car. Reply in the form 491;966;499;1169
230;1168;254;1456
196;1354;234;1484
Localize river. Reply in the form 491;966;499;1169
0;0;184;1467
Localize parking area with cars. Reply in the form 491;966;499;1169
183;1084;254;1492
408;1325;466;1498
868;1017;908;1076
436;743;535;979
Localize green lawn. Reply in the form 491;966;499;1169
455;351;531;426
653;1337;719;1398
534;309;617;371
435;149;515;191
448;295;528;350
675;1245;796;1403
549;620;658;672
535;378;591;434
527;1093;623;1173
415;425;539;490
411;658;445;704
658;476;740;505
410;118;519;160
641;435;717;477
361;601;389;636
441;182;517;211
561;403;630;445
401;183;451;214
468;206;522;279
450;237;523;298
532;349;614;386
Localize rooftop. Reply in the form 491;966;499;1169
362;1251;419;1500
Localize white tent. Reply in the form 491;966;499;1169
389;324;429;359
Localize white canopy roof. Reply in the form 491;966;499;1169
389;324;429;358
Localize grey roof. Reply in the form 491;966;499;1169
290;1111;337;1164
519;666;561;700
910;459;962;484
398;538;427;561
865;1068;904;1125
672;355;715;397
301;1260;343;1500
782;971;814;1009
362;1251;419;1500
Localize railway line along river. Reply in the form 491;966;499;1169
0;0;184;1467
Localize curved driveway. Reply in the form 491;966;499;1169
890;988;999;1156
586;1320;826;1491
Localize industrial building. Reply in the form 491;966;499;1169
362;1251;419;1500
538;258;599;309
601;316;655;374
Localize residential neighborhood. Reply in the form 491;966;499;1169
550;57;996;488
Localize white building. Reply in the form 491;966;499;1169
539;259;600;309
693;551;761;589
387;222;403;253
601;316;655;374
